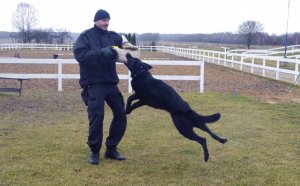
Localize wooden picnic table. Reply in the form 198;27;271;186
0;77;29;96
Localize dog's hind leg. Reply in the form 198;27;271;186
196;123;227;144
172;115;209;162
187;110;221;124
183;130;209;162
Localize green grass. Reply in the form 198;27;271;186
0;90;299;185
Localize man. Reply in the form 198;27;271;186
73;9;127;165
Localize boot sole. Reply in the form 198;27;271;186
104;154;126;161
88;160;99;165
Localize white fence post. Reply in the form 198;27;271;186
276;59;280;80
251;57;254;73
240;55;243;71
295;63;299;82
128;71;132;93
200;61;204;93
262;59;266;77
224;52;227;66
58;60;62;91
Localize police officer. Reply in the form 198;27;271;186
73;9;127;165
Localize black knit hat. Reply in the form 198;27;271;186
94;9;110;22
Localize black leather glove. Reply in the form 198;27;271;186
100;47;117;60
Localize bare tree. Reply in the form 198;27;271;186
238;20;263;49
12;2;38;43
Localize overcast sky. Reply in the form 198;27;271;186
0;0;299;35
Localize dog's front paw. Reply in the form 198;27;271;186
204;153;209;162
219;138;228;144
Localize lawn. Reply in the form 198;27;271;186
0;90;299;185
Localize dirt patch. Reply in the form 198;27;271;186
0;50;299;103
204;63;300;103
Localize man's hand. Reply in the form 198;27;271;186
100;47;117;60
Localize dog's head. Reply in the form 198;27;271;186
125;53;152;73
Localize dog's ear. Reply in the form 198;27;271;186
144;62;153;70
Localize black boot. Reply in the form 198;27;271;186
89;151;99;165
104;146;126;160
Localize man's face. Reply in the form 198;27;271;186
95;19;110;31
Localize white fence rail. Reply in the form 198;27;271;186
0;58;204;93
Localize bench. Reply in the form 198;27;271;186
0;77;29;96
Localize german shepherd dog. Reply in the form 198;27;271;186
124;54;227;161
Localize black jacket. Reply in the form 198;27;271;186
73;25;122;87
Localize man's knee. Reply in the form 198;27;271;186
113;111;127;123
87;99;105;116
88;112;105;123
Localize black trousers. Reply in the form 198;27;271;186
82;83;127;153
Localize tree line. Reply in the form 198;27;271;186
136;32;300;49
135;20;299;49
10;28;72;44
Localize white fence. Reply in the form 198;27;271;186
226;45;300;57
0;58;204;93
0;43;156;52
153;46;300;85
1;44;299;84
0;43;73;51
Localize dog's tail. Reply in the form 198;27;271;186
189;111;221;123
200;113;221;123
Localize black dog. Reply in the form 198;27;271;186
124;54;227;161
